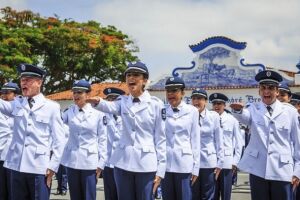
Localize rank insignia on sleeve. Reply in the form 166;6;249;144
161;108;166;120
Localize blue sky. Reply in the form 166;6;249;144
1;0;300;82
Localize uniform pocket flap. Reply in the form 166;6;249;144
12;108;24;116
142;146;155;153
248;149;259;158
36;146;47;155
207;148;216;155
88;145;98;153
182;147;192;155
35;115;50;124
224;128;233;132
224;149;232;156
280;155;292;164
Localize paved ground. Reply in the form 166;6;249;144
50;172;251;200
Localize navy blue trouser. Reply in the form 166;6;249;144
10;170;50;200
114;167;155;200
294;184;300;200
66;167;97;200
192;168;215;200
0;161;12;200
250;174;292;200
214;169;232;200
103;167;118;200
161;172;192;200
56;164;68;193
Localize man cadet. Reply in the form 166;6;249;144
102;87;125;200
209;93;243;200
230;70;300;200
0;81;20;200
277;83;292;103
0;64;67;200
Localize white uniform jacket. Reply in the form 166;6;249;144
0;94;67;174
0;112;12;161
220;111;243;169
105;113;122;168
95;90;167;178
199;108;224;169
165;102;200;176
232;100;300;182
61;103;107;170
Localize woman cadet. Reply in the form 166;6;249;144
102;87;125;200
61;79;107;200
190;88;224;200
87;61;166;200
0;81;20;200
161;76;200;200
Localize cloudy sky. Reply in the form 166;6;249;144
1;0;300;82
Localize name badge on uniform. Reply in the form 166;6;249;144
103;116;107;125
161;108;166;121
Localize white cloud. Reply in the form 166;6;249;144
90;0;300;78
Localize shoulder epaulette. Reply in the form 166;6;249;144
282;102;297;110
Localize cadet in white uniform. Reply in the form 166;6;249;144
277;83;292;103
230;70;300;200
190;88;224;200
0;64;67;200
161;77;200;200
87;61;166;200
209;93;242;200
61;79;107;200
102;87;125;200
291;93;300;200
0;81;19;200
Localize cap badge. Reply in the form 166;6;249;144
266;71;271;77
21;64;26;71
214;94;217;98
170;77;174;81
108;88;111;93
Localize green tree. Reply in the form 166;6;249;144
0;7;138;93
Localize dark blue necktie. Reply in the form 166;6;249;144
28;98;34;109
266;106;273;116
133;98;140;103
172;108;179;113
